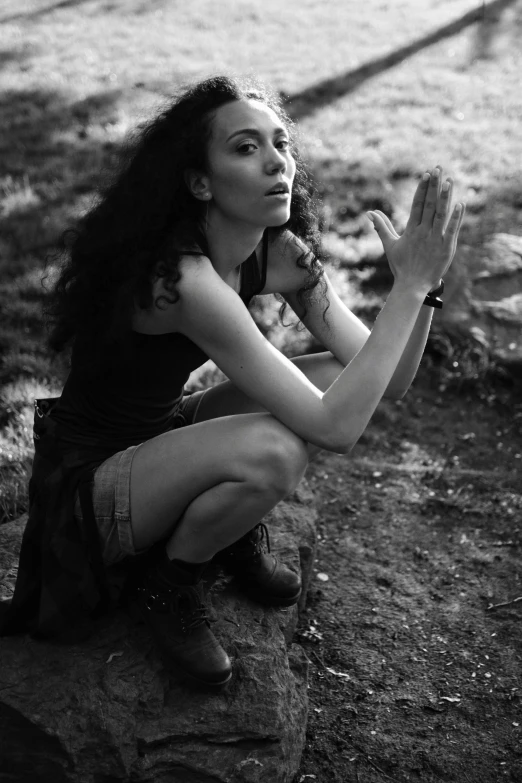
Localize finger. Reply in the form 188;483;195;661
442;177;454;232
439;201;466;277
406;171;430;228
420;165;441;227
433;177;452;232
444;202;465;250
433;165;442;205
457;201;466;234
453;201;466;249
372;210;400;239
367;211;396;255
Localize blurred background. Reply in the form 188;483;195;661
1;0;521;522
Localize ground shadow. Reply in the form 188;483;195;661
0;0;163;24
0;86;123;258
0;48;26;69
471;0;522;59
0;0;97;25
284;0;519;120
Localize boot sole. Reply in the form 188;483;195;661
161;653;233;692
242;586;302;608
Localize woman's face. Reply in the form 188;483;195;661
202;98;296;228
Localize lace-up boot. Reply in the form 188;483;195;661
136;556;232;690
215;523;301;607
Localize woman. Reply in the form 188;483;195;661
1;76;464;690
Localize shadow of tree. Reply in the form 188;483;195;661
0;85;128;398
0;49;26;69
1;87;123;259
0;0;170;24
0;0;98;25
470;0;522;59
284;0;519;121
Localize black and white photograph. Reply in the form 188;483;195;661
0;1;521;781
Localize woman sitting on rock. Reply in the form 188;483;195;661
1;76;464;690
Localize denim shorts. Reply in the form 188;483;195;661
73;389;209;567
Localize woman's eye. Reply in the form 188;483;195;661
277;139;290;150
237;142;257;154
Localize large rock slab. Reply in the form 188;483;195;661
0;481;317;783
441;233;522;369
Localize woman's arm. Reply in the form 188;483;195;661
270;169;462;400
385;304;434;398
173;254;425;453
172;169;462;454
282;271;435;400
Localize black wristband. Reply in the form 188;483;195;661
423;279;444;309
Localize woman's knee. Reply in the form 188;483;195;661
242;416;309;497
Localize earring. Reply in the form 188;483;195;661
205;200;209;233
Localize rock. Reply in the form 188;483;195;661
0;481;317;783
441;234;522;369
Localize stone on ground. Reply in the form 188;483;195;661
0;481;317;783
442;233;522;370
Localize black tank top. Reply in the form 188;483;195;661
51;234;268;452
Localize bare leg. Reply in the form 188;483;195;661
129;412;308;562
165;478;291;562
128;352;341;563
127;404;312;690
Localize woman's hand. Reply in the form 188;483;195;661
367;166;465;293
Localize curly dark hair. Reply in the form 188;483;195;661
46;75;327;366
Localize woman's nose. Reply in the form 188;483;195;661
265;146;286;173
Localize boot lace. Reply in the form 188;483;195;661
173;586;209;632
249;522;271;556
139;581;209;632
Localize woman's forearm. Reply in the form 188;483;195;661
321;282;425;453
384;304;434;398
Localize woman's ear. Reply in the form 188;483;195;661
184;169;212;201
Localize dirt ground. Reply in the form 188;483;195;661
294;367;521;783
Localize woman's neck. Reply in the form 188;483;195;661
204;211;264;276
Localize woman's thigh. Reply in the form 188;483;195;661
128;352;342;551
129;411;307;543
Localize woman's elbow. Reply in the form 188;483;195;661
320;427;358;455
331;442;356;456
384;386;409;401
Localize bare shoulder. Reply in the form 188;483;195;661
150;253;213;301
134;254;216;333
169;253;221;311
176;252;214;287
262;230;315;294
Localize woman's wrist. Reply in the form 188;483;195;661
391;279;430;303
392;278;444;299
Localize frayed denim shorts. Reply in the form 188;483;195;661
73;389;208;567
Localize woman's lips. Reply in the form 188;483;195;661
265;182;290;196
265;192;290;200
